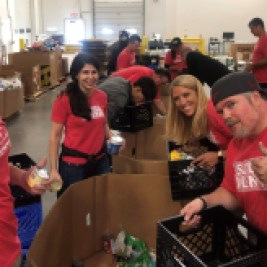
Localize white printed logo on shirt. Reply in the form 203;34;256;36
91;106;104;119
234;159;267;192
0;124;11;157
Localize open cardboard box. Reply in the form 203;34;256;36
120;117;167;160
26;173;183;266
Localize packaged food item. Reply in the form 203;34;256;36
28;167;49;188
28;167;62;192
103;233;114;253
107;135;124;155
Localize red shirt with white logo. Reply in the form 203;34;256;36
252;33;267;83
221;127;267;234
116;47;136;70
0;117;21;266
111;66;161;99
51;89;107;164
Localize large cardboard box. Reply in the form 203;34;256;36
4;88;24;118
112;154;168;175
120;117;167;160
1;65;41;98
0;69;24;118
27;174;183;266
8;50;62;86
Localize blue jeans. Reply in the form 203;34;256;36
58;154;111;197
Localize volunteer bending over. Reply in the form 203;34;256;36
166;74;232;169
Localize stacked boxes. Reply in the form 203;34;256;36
0;69;24;119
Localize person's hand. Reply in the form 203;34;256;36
180;198;204;227
48;168;63;191
251;142;267;185
23;158;51;195
192;152;218;169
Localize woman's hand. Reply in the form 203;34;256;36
192;151;219;169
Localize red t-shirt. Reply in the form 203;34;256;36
116;47;136;70
0;117;21;266
206;99;232;149
51;89;108;164
252;33;267;83
221;127;267;234
111;66;161;99
164;50;187;80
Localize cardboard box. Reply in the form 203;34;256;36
27;174;183;266
230;43;255;64
112;154;168;175
0;69;24;118
120;117;167;160
8;50;62;86
4;88;24;118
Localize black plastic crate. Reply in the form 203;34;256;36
168;159;224;200
110;102;153;132
8;153;41;207
157;206;267;267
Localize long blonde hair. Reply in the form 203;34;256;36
166;75;208;145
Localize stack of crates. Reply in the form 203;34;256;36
8;153;43;264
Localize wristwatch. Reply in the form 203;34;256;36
217;150;224;161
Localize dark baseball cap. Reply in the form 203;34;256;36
211;72;265;106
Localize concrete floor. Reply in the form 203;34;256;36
6;85;64;217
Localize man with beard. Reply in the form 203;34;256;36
180;72;267;235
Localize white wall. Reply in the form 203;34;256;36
4;0;267;50
146;0;267;43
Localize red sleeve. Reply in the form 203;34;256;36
117;50;130;70
164;50;172;65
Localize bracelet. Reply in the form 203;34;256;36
198;196;208;210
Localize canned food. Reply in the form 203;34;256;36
28;168;49;188
28;167;62;192
107;136;124;155
103;234;114;253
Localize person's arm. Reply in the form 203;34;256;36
180;187;241;226
153;98;167;115
192;150;226;169
49;122;64;180
9;158;50;195
246;57;267;72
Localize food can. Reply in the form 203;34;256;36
103;234;114;253
28;168;49;188
107;136;124;155
28;167;62;192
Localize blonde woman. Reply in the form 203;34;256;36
166;74;232;168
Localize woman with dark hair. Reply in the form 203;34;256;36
49;53;111;197
164;37;187;81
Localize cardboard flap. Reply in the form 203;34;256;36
95;174;182;249
27;190;74;266
27;174;183;266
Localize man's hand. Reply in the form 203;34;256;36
180;198;204;227
23;158;51;195
192;151;219;169
251;142;267;185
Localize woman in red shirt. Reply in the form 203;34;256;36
164;37;187;81
49;53;111;197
